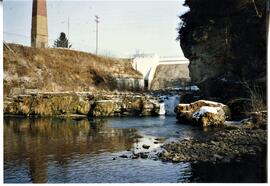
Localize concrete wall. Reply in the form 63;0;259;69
150;64;190;90
132;54;189;89
115;78;144;91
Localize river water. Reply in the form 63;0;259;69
4;116;266;183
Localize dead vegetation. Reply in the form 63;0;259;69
4;43;142;96
243;82;266;113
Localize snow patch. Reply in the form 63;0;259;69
193;106;221;119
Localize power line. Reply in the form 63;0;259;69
4;31;129;57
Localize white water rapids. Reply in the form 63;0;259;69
159;95;180;115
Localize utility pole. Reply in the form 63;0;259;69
94;15;100;55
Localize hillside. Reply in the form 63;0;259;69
4;44;143;97
150;64;190;90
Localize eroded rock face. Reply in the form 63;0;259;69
178;0;266;102
92;100;122;117
175;100;230;126
4;93;162;117
4;93;91;116
141;99;160;116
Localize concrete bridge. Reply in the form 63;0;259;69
131;54;189;89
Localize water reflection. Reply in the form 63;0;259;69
4;118;139;183
6;117;261;183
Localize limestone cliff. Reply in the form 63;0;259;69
4;93;161;117
178;0;266;102
4;44;143;97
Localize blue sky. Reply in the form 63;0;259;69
3;0;189;57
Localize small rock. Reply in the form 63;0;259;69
154;137;166;142
119;155;128;158
210;140;218;145
172;157;180;162
213;154;223;160
131;155;139;159
142;144;150;149
222;157;231;163
140;153;148;159
184;137;191;141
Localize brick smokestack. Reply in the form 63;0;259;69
31;0;48;48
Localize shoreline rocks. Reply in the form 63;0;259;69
158;124;266;163
4;92;162;117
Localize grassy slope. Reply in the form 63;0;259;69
4;44;142;96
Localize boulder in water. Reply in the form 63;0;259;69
175;100;230;127
192;106;226;127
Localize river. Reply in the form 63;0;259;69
4;116;266;183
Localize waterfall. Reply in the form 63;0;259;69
159;95;180;115
158;102;166;115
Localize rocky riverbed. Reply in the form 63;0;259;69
117;117;266;166
159;125;266;163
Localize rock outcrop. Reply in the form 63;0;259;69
90;95;160;117
141;99;160;116
175;100;230;127
178;0;266;105
4;93;91;117
4;93;161;117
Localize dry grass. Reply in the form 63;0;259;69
4;43;142;96
243;82;266;112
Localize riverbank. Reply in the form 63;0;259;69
3;91;183;117
158;120;267;164
4;44;144;96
